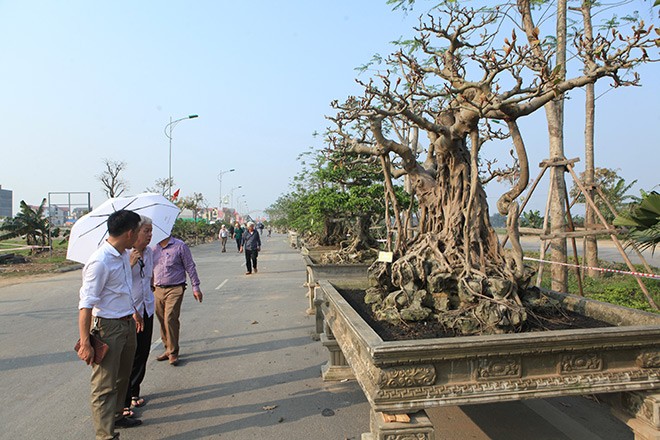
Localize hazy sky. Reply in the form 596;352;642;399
1;1;658;219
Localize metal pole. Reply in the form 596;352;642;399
168;116;172;199
164;114;198;200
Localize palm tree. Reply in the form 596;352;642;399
614;191;660;253
0;199;51;247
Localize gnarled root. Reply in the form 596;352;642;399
366;233;530;336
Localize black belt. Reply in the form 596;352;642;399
99;315;132;321
155;283;185;288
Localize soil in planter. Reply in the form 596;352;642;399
339;289;614;341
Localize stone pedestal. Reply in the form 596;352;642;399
313;287;325;340
320;332;354;381
605;391;660;440
304;281;316;316
361;409;435;440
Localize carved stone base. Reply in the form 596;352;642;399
313;288;325;339
606;391;660;440
305;283;316;316
321;333;354;381
362;409;435;440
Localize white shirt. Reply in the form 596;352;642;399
78;241;135;318
131;246;155;317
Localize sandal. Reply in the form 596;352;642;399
122;408;134;418
131;397;145;408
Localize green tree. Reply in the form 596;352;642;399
569;167;637;224
520;210;544;229
0;199;52;247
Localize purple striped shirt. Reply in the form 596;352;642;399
152;237;201;291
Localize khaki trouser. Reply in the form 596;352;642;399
90;316;137;440
154;285;185;357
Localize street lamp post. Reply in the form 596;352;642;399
237;194;246;216
217;169;235;219
164;114;198;199
229;185;242;209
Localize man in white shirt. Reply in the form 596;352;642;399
77;209;143;440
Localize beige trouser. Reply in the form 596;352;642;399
90;316;137;440
154;285;185;357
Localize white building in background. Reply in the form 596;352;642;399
47;205;70;226
0;185;12;218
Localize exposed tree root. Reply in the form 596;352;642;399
366;232;535;336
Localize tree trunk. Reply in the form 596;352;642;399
547;0;568;293
582;1;599;277
366;129;528;335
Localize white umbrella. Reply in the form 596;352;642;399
67;193;180;264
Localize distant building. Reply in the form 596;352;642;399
47;205;70;226
0;185;12;218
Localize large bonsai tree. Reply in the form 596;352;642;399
328;3;658;335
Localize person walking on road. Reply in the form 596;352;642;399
124;216;155;412
218;224;229;253
152;235;203;366
240;221;261;275
77;209;143;439
233;222;244;252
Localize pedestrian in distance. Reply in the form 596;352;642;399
152;235;203;366
233;222;244;252
77;209;144;439
124;216;155;413
240;221;261;275
218;224;229;253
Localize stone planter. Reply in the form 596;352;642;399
301;245;370;317
318;280;660;440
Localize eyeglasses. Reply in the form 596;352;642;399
138;257;145;278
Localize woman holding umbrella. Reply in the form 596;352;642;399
123;216;155;413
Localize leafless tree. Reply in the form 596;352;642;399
147;177;174;196
98;159;129;198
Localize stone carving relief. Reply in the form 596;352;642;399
376;369;660;401
477;357;521;380
637;352;660;368
559;353;602;373
378;365;437;388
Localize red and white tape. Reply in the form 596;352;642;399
523;256;660;280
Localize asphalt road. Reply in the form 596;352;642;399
0;234;636;439
512;235;660;268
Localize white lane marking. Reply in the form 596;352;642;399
215;279;229;290
150;338;162;353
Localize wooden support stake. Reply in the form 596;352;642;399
563;184;583;296
566;164;658;310
536;180;554;287
502;164;549;248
